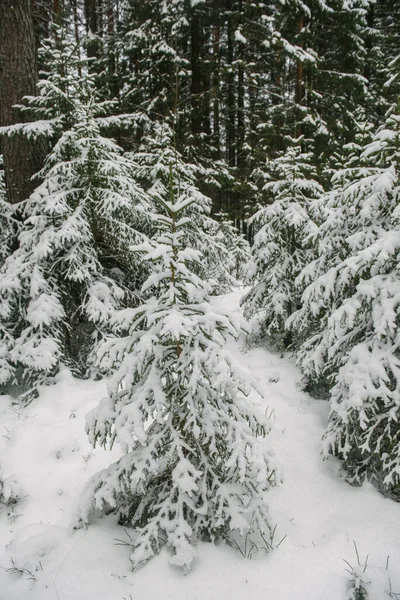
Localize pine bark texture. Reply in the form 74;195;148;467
0;0;44;204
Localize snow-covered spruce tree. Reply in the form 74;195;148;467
2;25;144;155
76;171;276;570
213;213;252;284
226;230;252;284
131;121;239;293
0;91;150;395
242;136;322;347
321;119;375;190
4;26;86;144
292;106;400;496
287;119;375;371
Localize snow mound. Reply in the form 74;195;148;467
0;290;399;599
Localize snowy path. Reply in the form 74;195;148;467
1;290;400;600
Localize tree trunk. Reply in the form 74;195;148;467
71;0;82;77
85;0;100;61
237;61;245;169
295;13;305;137
191;10;203;137
32;0;52;51
106;1;117;97
212;25;220;157
53;0;63;27
226;16;236;169
236;0;245;174
0;0;45;204
226;12;237;217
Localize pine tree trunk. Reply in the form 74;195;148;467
191;10;203;137
53;0;62;27
71;0;82;78
212;25;220;157
226;16;236;170
32;0;52;51
226;12;237;218
237;62;245;169
85;0;100;61
236;0;245;176
53;0;66;86
295;13;305;137
106;1;118;98
0;0;45;204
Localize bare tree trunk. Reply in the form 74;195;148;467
212;26;220;157
53;0;63;27
32;0;52;51
85;0;97;35
226;16;236;169
106;0;118;98
237;62;245;169
85;0;100;62
71;0;82;77
0;0;45;204
295;13;305;137
190;10;203;137
226;12;237;217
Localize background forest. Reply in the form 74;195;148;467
2;0;399;221
0;0;400;590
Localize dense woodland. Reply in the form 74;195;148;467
0;0;400;569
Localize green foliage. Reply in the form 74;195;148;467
76;166;275;570
0;80;151;391
243;136;322;347
131;121;242;293
291;105;400;496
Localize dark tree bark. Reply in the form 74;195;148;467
85;0;97;35
53;0;63;27
212;25;220;157
236;0;245;173
190;9;203;137
295;13;305;138
106;1;118;98
0;0;45;204
296;14;305;104
85;0;101;61
190;7;211;143
71;0;83;77
32;0;52;51
237;61;245;168
226;16;236;169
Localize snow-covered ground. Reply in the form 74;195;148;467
1;290;399;600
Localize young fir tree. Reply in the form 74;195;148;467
288;119;375;371
76;167;276;570
323;108;400;496
0;90;150;394
321;119;375;189
4;25;86;143
3;25;142;156
212;213;252;284
291;104;400;496
131;121;240;294
242;136;322;347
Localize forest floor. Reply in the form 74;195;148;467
0;290;400;600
